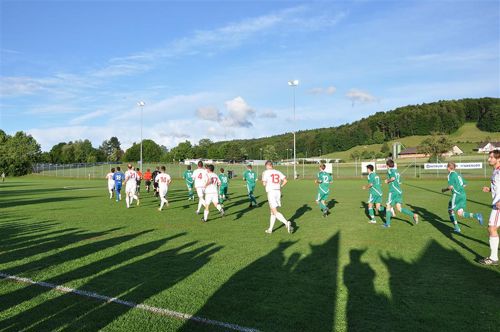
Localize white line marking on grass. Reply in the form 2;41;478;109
0;272;260;332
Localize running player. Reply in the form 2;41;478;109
315;163;333;217
218;168;229;205
243;165;258;207
192;161;209;214
152;166;160;198
182;165;194;200
124;164;140;208
105;167;115;199
479;150;500;265
155;166;172;211
112;166;124;202
143;168;152;193
383;159;419;228
201;165;225;222
262;161;292;234
135;168;142;194
362;165;385;224
442;162;483;233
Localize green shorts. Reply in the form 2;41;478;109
186;182;193;190
368;192;382;204
387;191;402;205
449;193;467;211
246;184;255;194
219;186;228;196
316;191;329;202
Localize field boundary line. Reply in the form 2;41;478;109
0;271;260;332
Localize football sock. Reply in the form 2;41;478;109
462;211;473;218
378;206;385;213
490;236;499;261
160;197;167;210
269;215;276;230
449;212;457;224
319;201;327;211
204;209;209;221
368;207;375;219
401;208;413;217
385;210;392;225
216;204;222;212
197;199;204;212
275;212;288;225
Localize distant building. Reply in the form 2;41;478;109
399;145;463;159
475;142;500;153
442;145;464;157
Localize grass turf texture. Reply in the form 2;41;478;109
0;176;499;332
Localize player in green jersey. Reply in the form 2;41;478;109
243;165;258;207
315;164;333;217
182;165;194;200
441;162;483;233
218;168;229;204
383;159;419;228
362;164;386;224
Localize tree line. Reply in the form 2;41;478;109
1;97;498;176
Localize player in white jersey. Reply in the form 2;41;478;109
192;160;209;214
262;161;292;234
124;164;140;208
105;168;115;199
155;166;172;211
201;164;224;222
480;150;500;265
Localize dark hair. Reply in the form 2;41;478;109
247;165;253;169
198;161;204;167
117;166;121;171
136;168;140;171
111;168;115;172
187;165;192;170
386;159;395;168
489;149;500;159
265;160;273;166
367;165;374;171
220;168;224;172
208;164;214;172
319;163;326;170
447;162;456;169
161;166;166;171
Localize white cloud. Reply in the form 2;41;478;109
196;107;222;121
222;96;256;128
308;86;337;95
70;109;109;125
346;89;378;105
259;110;277;118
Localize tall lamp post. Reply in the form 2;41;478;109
288;79;299;179
137;101;145;169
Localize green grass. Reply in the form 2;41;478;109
0;176;499;331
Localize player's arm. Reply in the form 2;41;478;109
362;183;373;190
385;176;395;184
441;186;452;193
281;177;288;188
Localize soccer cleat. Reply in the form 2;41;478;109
478;257;498;266
286;221;293;234
476;213;484;226
265;229;272;234
137;200;140;206
368;220;377;224
454;225;461;233
413;214;419;225
158;208;162;212
220;209;225;217
249;203;253;208
381;223;391;228
201;217;207;223
196;210;200;215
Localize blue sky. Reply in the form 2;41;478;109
1;0;499;151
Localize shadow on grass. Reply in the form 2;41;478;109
0;196;95;209
181;234;340;332
406;183;491;208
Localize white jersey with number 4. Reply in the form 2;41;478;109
192;168;209;188
262;169;286;192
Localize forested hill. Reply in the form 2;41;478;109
205;97;500;160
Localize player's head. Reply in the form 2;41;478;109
386;159;395;168
136;168;140;172
198;160;203;168
488;149;500;166
447;162;456;172
187;165;191;170
265;161;273;169
247;164;252;169
127;164;133;169
366;164;374;173
319;163;326;170
161;166;166;172
207;164;214;172
220;168;225;173
117;166;121;171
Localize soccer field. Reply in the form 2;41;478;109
0;176;498;331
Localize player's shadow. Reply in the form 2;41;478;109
231;196;265;220
0;195;94;208
407;204;486;258
406;183;491;208
327;198;339;210
180;233;340;332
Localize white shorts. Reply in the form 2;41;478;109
126;184;137;194
196;187;205;198
159;187;168;198
489;208;500;227
267;190;281;209
205;193;219;206
108;182;115;191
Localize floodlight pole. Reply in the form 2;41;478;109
138;101;145;168
288;80;299;179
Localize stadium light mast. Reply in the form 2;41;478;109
137;101;145;169
288;79;299;179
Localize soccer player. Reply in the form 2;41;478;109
243;165;258;208
262;161;292;234
315;163;333;217
479;150;500;265
441;162;483;233
155;166;172;211
201;165;225;222
182;165;194;200
218;168;229;204
143;168;152;193
105;168;115;199
192;161;209;214
1;171;4;182
152;166;160;197
362;164;385;224
135;167;142;194
112;166;124;202
124;164;140;208
383;159;419;228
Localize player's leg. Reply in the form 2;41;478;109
219;187;224;205
480;210;499;265
368;200;376;223
397;196;418;224
196;188;205;214
203;195;212;222
448;199;461;232
266;207;277;233
384;193;393;227
456;197;483;225
248;185;257;206
271;192;291;232
213;195;224;216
